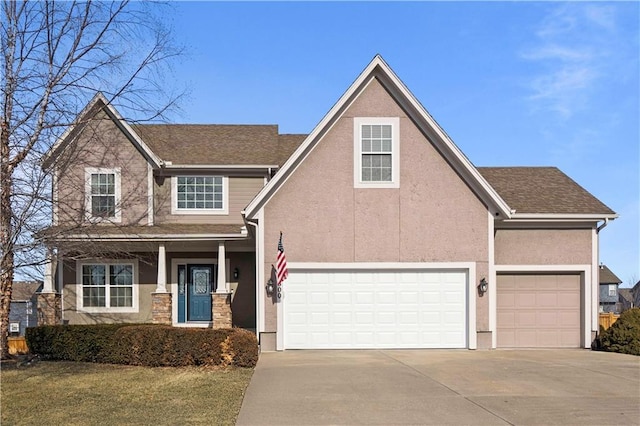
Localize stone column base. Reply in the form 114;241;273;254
152;292;172;324
37;293;61;326
212;292;232;329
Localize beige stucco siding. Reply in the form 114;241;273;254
61;258;155;324
262;78;490;332
55;112;150;227
154;176;264;225
495;229;592;265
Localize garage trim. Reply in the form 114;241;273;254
277;262;477;350
494;264;592;348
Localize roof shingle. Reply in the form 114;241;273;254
478;167;615;215
133;124;306;166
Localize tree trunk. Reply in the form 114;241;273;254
1;119;14;359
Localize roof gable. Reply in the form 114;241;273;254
244;55;512;220
42;93;162;170
11;281;43;301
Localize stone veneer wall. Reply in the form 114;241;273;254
151;292;172;324
212;293;232;329
37;293;61;326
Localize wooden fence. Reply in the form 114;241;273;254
599;312;620;331
8;337;28;355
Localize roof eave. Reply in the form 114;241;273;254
46;232;249;243
506;213;619;221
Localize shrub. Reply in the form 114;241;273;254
26;324;259;367
596;308;640;356
26;324;133;362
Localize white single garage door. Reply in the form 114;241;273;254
497;274;581;348
284;269;468;349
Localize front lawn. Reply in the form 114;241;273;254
1;361;253;425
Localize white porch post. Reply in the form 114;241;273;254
42;248;55;293
156;243;167;292
216;241;227;293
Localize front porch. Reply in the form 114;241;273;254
39;224;256;329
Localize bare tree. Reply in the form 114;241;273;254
1;0;183;358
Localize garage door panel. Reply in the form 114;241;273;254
285;269;467;349
498;274;581;348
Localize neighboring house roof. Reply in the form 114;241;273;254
477;167;616;216
598;264;623;284
133;124;305;167
619;288;634;304
244;55;513;220
11;281;43;302
41;224;247;241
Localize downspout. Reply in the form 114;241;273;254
596;218;609;233
242;212;261;339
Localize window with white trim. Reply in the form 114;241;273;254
85;168;121;222
172;176;228;214
608;284;617;297
354;117;400;188
77;260;138;313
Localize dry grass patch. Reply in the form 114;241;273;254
1;361;253;425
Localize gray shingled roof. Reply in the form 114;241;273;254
477;167;615;215
133;124;305;166
599;265;623;284
40;224;247;242
11;281;42;301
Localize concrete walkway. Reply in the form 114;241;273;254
237;349;640;425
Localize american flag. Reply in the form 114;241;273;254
276;232;288;285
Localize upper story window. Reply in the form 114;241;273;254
353;117;400;188
608;284;617;297
171;176;229;215
77;260;138;313
85;168;121;222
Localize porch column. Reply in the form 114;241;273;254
156;243;167;292
37;248;61;325
152;243;171;324
212;241;232;328
216;241;227;293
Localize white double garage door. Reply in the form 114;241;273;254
283;267;469;349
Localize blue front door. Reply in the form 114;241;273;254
187;265;213;321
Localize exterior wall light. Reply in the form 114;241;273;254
233;267;239;280
478;278;488;296
266;279;275;296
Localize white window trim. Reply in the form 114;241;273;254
608;284;617;297
353;117;400;188
84;167;122;223
76;259;139;314
171;176;229;215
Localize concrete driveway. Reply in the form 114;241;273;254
237;349;640;425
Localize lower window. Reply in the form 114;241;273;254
78;261;138;312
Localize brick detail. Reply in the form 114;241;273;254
37;293;61;326
152;292;172;324
212;293;232;329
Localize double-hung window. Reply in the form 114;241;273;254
608;284;617;297
172;176;228;214
85;168;121;222
78;260;138;313
354;118;399;188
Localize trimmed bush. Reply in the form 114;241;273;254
26;324;259;367
596;308;640;356
26;324;134;362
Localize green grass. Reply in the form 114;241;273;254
1;361;253;425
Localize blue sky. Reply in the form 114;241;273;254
163;1;639;285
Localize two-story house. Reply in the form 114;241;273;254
39;55;617;350
598;265;623;313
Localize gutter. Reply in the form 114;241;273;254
596;218;610;233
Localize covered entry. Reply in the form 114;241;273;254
283;266;469;349
497;273;582;348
